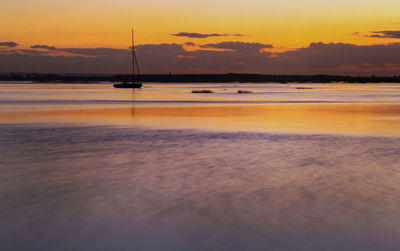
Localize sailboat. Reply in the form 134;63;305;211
114;29;143;88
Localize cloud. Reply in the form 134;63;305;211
184;42;196;46
171;32;245;38
18;49;48;55
60;47;130;56
0;49;17;55
0;51;132;74
31;44;57;50
366;31;400;39
2;41;400;75
273;42;400;75
0;41;18;47
199;42;273;53
30;45;130;56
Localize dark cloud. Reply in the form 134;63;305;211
30;45;129;56
273;42;400;75
366;31;400;39
31;45;57;50
171;32;245;38
0;51;132;74
184;42;196;46
200;42;273;53
0;41;18;47
0;49;17;55
135;43;189;72
2;41;400;75
18;49;48;55
60;47;130;56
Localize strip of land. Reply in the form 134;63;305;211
1;73;400;83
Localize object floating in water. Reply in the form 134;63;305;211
192;90;214;93
237;90;252;93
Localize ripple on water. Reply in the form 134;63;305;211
1;125;400;250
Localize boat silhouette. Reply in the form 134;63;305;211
114;29;142;88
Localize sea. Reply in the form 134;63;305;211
1;82;400;250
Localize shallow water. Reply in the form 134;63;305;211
1;82;400;136
2;126;400;250
1;82;400;250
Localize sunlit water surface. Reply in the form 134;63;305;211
1;82;400;250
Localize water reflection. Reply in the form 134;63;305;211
1;82;400;137
131;90;136;118
2;83;400;250
1;104;400;136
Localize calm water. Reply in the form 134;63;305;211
1;82;400;135
1;82;400;250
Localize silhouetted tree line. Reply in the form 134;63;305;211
1;73;400;83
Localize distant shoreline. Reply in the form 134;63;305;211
1;73;400;83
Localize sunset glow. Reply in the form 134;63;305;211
1;0;400;74
2;2;400;250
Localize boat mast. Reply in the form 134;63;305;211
131;29;141;83
131;29;135;78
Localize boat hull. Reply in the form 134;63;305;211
113;83;142;89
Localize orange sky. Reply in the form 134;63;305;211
1;0;400;75
1;0;400;49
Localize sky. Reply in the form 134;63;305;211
1;0;400;75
